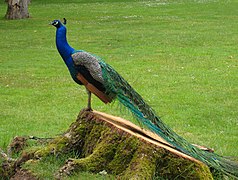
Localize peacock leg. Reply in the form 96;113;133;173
86;89;92;111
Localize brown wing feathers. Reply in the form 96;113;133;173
76;73;112;104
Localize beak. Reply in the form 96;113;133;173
49;21;53;25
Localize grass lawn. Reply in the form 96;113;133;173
0;0;238;178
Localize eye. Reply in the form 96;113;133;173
54;21;59;25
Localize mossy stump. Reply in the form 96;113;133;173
0;110;214;179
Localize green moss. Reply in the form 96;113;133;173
108;136;139;174
81;121;107;157
74;123;87;137
34;136;69;158
62;114;102;156
155;152;213;179
73;116;94;138
84;129;120;172
121;143;160;179
64;126;120;174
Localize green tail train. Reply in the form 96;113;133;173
99;60;238;179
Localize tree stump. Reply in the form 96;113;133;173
5;0;30;20
0;110;214;179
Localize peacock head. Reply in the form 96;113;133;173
50;18;67;28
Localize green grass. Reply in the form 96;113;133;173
0;0;238;176
22;153;114;179
23;155;68;179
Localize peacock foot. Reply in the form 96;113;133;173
83;107;93;112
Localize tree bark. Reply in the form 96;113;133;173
5;0;30;19
0;110;215;179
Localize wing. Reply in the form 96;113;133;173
71;51;113;103
72;51;104;84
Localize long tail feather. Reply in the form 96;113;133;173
100;61;238;178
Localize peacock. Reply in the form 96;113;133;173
50;19;238;178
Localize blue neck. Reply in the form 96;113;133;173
55;26;75;67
